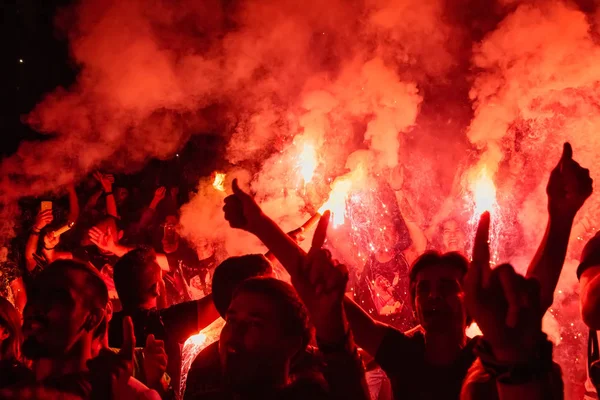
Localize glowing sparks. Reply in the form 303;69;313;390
470;167;497;215
297;142;318;183
213;172;226;192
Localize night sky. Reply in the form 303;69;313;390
11;0;75;158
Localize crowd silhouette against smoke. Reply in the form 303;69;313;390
6;0;600;399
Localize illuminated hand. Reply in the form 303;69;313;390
88;317;135;399
153;187;167;202
223;179;264;234
291;211;349;343
464;212;544;362
89;227;117;253
34;210;53;231
43;232;59;249
547;143;593;218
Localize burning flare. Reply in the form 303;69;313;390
298;142;318;183
213;172;226;192
470;167;497;215
319;178;352;228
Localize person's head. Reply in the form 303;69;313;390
0;297;23;362
161;215;180;253
212;254;273;318
22;260;108;360
219;277;312;389
409;251;468;334
439;218;467;254
113;246;162;310
114;187;129;206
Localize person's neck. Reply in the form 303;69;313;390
33;341;92;382
423;328;466;366
234;366;290;395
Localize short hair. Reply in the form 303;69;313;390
113;246;161;308
36;260;109;339
211;254;273;317
409;251;469;303
232;277;313;352
0;297;23;362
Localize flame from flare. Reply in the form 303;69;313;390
470;167;497;215
298;142;318;183
318;178;352;227
318;164;367;227
213;172;226;192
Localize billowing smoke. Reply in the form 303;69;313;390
7;0;600;397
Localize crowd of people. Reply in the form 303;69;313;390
0;141;597;399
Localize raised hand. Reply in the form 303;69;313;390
43;232;59;250
34;210;53;231
89;316;135;400
465;212;544;362
287;227;306;244
291;211;349;343
94;171;114;193
143;334;168;390
547;142;593;218
89;226;116;253
153;187;167;202
223;178;264;234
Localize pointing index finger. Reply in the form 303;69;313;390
311;210;330;252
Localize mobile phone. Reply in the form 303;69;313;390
40;201;53;212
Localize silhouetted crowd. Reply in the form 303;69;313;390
0;143;598;400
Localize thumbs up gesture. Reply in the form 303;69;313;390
547;142;593;218
223;178;265;234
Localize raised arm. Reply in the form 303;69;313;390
25;209;53;272
223;179;391;357
463;212;562;400
94;172;118;218
290;213;369;400
526;143;593;311
223;179;306;278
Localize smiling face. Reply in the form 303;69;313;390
413;263;466;334
441;219;466;253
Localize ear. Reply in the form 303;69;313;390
84;307;105;332
105;301;114;322
0;327;10;341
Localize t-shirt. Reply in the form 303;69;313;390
355;252;415;332
108;301;199;395
184;341;222;400
375;327;478;400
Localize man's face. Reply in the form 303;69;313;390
196;239;214;260
22;269;95;359
441;220;465;253
115;187;129;205
414;264;466;333
219;291;295;388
